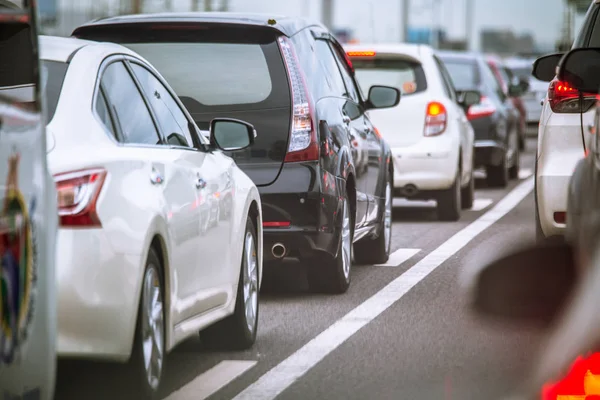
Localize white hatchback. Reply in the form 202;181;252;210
346;43;477;221
40;35;263;398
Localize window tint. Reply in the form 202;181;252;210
574;4;599;47
125;42;273;107
481;62;506;101
290;29;329;100
95;88;117;139
314;40;347;97
329;41;361;103
130;63;195;148
440;59;479;90
100;61;160;145
40;60;68;123
352;58;427;96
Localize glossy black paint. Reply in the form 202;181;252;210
73;13;393;263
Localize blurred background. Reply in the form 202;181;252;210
37;0;591;55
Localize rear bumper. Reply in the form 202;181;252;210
259;162;343;262
474;140;506;167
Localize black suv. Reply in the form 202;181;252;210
72;13;400;294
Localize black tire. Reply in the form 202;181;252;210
486;154;509;188
124;248;165;400
307;190;353;294
437;167;461;221
354;169;392;265
509;142;520;180
201;217;259;350
519;134;525;151
461;166;475;210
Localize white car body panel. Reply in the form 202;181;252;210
346;43;475;193
40;36;262;360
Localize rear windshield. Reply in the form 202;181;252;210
507;66;532;80
125;42;273;107
40;60;68;123
352;58;426;96
440;59;479;90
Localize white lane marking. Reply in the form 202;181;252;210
167;360;257;400
375;248;420;267
233;177;535;400
519;168;533;179
470;198;493;211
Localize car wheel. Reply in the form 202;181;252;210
461;161;475;210
437;166;461;221
307;192;353;294
201;216;259;350
354;170;392;265
486;154;508;188
125;248;165;400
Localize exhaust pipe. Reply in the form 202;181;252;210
402;184;418;197
271;243;286;259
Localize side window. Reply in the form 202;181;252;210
100;61;161;145
314;39;347;97
481;62;506;102
129;63;195;148
432;56;454;100
94;87;118;139
328;41;360;103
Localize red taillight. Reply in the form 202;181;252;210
548;79;597;114
467;96;496;120
554;211;566;224
278;36;319;163
542;353;600;399
263;221;291;228
54;168;107;228
424;101;447;136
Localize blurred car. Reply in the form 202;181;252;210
346;43;477;221
0;3;58;399
486;55;528;150
529;0;600;241
40;35;263;398
505;57;548;128
72;13;401;291
438;51;522;188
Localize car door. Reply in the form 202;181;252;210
329;38;383;226
312;34;370;228
0;2;57;399
434;55;474;179
127;61;233;315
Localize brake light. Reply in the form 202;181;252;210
278;36;318;163
548;79;597;113
346;51;376;57
54;168;107;227
467;96;496;120
541;353;600;399
263;221;291;228
424;101;447;136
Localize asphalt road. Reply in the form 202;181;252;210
55;135;544;400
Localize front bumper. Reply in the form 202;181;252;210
56;228;143;361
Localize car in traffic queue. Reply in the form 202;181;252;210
40;35;263;398
486;54;529;150
345;43;479;221
71;13;401;292
529;0;600;242
437;51;522;188
0;2;58;400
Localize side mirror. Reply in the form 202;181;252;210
557;47;600;94
366;85;401;110
508;84;524;97
465;240;577;327
532;53;564;82
210;118;256;151
457;90;481;108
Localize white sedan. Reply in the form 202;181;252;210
346;44;478;221
40;35;263;397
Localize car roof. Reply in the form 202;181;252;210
76;12;325;37
344;42;433;60
436;50;484;62
39;35;138;63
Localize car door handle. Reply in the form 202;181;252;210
150;168;164;185
195;177;207;189
342;115;351;125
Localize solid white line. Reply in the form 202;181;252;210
375;248;420;267
470;198;493;211
519;168;533;179
233;177;535;400
167;360;257;400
